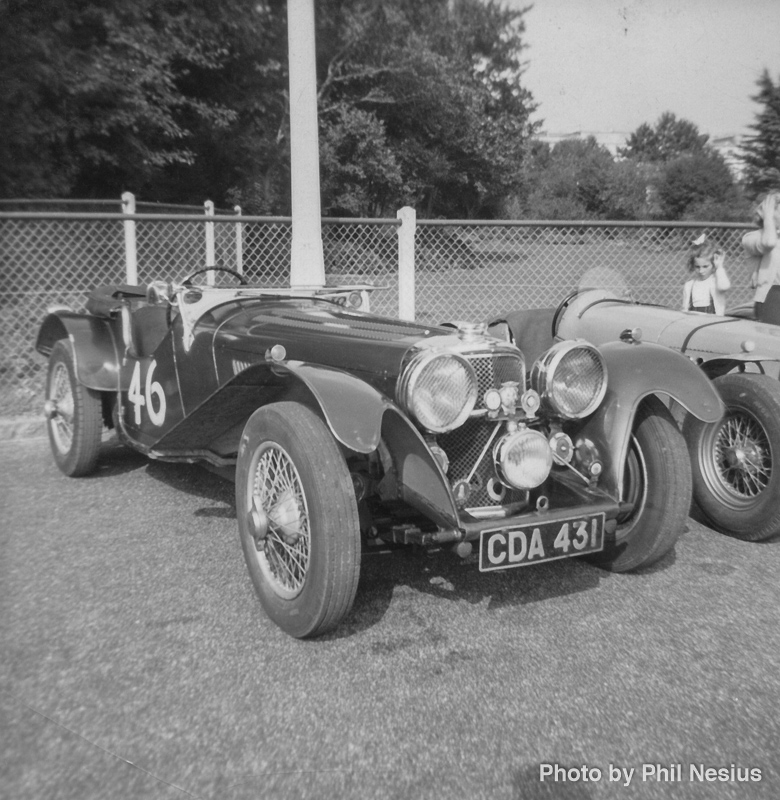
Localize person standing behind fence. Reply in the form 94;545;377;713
742;191;780;318
683;238;731;314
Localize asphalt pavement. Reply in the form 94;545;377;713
2;435;779;800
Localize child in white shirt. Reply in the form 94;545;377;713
682;239;731;315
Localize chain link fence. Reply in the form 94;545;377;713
0;205;755;416
414;220;755;325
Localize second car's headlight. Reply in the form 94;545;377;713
398;352;478;433
530;341;607;420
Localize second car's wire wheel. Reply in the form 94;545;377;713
48;362;75;454
713;411;771;501
249;442;310;599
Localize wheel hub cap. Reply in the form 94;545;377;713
714;413;771;499
269;489;302;545
248;496;269;549
248;443;310;598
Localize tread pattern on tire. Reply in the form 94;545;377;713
47;339;103;477
590;396;691;572
236;402;361;638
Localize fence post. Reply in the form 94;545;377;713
122;191;138;284
234;205;244;275
397;206;416;320
204;200;215;285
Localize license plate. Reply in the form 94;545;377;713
478;513;605;572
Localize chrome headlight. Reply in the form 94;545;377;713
494;429;553;490
398;352;478;433
530;341;607;420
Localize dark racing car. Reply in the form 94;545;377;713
36;267;723;638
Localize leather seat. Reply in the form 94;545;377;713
131;305;170;358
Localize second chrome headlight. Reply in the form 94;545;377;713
530;341;607;420
398;352;478;433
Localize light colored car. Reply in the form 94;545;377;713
541;280;780;542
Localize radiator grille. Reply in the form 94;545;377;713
438;349;527;512
466;351;525;395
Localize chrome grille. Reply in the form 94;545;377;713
432;349;527;512
466;351;525;396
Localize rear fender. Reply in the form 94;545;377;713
573;340;724;498
36;312;121;391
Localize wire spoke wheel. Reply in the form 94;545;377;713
49;361;75;454
685;373;780;541
249;443;311;599
712;411;771;500
236;402;361;638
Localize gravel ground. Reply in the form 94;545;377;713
2;436;779;800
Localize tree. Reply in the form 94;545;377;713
0;0;249;199
619;111;748;221
310;0;539;217
654;150;745;221
620;112;710;163
0;0;538;216
741;70;780;198
318;104;406;216
516;137;649;220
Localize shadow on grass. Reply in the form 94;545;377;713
143;458;236;517
335;533;680;638
119;450;682;640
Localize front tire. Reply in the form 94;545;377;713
235;402;361;638
45;339;103;476
588;396;691;572
684;373;780;541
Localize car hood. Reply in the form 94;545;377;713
203;296;451;383
557;289;780;361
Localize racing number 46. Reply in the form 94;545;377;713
128;360;166;426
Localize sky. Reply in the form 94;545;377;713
511;0;780;139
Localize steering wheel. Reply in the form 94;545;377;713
551;288;585;338
182;266;248;286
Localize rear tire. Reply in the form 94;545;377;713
684;373;780;541
45;340;102;476
235;402;361;638
588;397;691;572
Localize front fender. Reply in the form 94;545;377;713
573;340;724;498
273;362;460;526
281;361;390;454
36;311;121;391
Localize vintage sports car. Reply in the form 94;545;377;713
547;276;780;542
37;267;722;638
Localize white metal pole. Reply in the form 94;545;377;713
287;0;325;290
397;206;416;320
204;200;216;285
121;191;138;285
234;205;244;275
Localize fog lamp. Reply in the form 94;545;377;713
493;429;553;490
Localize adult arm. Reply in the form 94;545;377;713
712;251;731;291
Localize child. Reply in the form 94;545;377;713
682;239;731;315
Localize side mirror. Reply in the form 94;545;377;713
147;280;172;306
